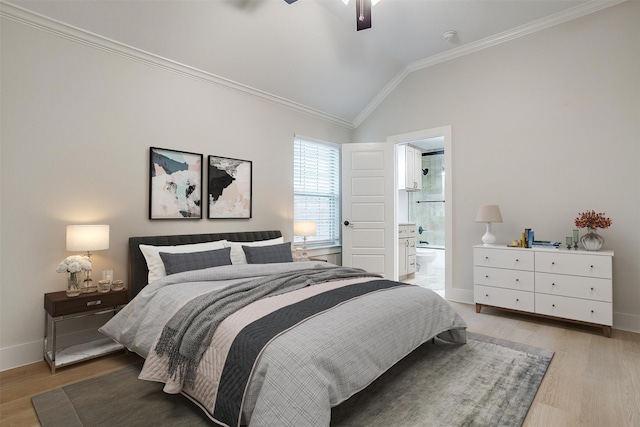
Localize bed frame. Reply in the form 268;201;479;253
127;230;282;299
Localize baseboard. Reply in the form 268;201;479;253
1;328;106;372
613;311;640;334
445;287;474;305
0;340;42;371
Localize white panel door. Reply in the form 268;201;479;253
342;143;395;279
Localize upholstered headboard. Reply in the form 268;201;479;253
127;230;282;299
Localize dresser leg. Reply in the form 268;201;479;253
475;304;482;314
603;326;612;338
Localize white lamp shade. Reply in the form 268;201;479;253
475;205;503;223
66;225;110;251
294;221;317;237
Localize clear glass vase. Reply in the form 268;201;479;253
66;272;81;297
580;229;604;251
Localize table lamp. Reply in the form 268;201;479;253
294;220;316;257
475;205;502;246
66;225;110;292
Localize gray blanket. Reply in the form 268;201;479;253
154;266;379;386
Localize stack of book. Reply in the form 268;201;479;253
521;228;534;248
518;229;561;249
531;240;562;249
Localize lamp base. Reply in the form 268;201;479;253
302;236;308;257
481;223;497;245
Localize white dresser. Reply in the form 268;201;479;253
473;245;613;337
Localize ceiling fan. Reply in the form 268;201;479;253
284;0;374;31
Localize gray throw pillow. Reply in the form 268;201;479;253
159;247;232;275
242;242;293;264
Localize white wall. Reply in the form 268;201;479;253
0;10;351;370
354;2;640;331
2;1;638;372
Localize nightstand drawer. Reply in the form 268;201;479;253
44;289;128;317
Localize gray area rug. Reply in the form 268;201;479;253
32;333;553;427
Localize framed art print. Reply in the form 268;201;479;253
208;155;252;219
149;147;203;219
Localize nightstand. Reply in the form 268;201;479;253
43;289;128;373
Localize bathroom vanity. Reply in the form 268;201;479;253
398;224;416;279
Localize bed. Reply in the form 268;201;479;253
101;230;467;427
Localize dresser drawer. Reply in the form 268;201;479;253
535;272;612;302
474;248;534;271
535;252;612;279
474;267;535;292
475;285;534;312
535;293;612;326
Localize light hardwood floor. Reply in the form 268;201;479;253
1;301;639;426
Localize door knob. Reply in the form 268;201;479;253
343;220;350;226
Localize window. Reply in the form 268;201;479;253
293;136;341;247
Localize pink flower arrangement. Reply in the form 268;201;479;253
574;210;612;230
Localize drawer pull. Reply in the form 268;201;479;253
590;265;594;269
87;300;102;307
515;259;519;262
591;310;594;313
551;283;555;286
551;262;555;265
552;304;556;307
515;278;519;282
485;294;489;297
516;298;519;302
590;287;594;291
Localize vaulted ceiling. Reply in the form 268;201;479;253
12;0;617;126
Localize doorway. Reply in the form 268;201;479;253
388;126;452;299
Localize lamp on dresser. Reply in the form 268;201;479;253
294;220;316;257
475;204;502;246
66;225;110;292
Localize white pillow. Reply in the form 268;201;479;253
139;240;227;283
223;237;284;265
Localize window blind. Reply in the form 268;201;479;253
293;136;341;246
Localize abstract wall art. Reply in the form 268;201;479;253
149;147;203;219
208;155;252;219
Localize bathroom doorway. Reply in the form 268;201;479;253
388;126;452;299
410;143;445;295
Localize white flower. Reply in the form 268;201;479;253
56;255;92;273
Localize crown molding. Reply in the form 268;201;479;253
0;1;354;129
354;0;626;128
1;0;626;130
352;67;410;128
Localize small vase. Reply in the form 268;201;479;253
580;229;604;251
66;272;81;297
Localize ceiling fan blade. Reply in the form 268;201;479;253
356;0;372;31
